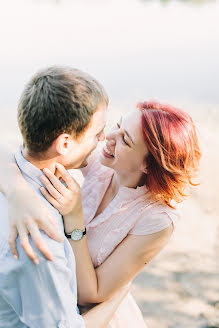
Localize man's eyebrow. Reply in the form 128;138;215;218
120;116;135;145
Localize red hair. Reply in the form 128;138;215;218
137;101;201;208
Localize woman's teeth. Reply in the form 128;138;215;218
104;147;114;157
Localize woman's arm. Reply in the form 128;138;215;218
82;286;129;328
0;143;20;195
40;164;173;305
71;222;172;305
0;144;63;262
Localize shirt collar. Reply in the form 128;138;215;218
14;146;44;187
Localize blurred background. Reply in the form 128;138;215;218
0;0;218;327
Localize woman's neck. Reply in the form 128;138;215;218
112;171;145;190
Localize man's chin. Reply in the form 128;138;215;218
78;160;88;168
64;160;88;170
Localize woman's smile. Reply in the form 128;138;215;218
102;145;114;158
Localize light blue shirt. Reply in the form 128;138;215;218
0;148;85;328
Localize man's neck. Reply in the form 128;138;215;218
22;147;57;175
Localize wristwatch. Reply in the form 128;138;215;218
64;227;86;241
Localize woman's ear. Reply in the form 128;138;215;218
140;162;148;174
53;134;73;155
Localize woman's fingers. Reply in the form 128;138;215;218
46;213;58;227
17;222;39;265
26;221;53;262
40;175;64;202
39;217;64;243
42;168;67;196
41;164;82;216
8;225;18;259
55;163;77;190
40;187;61;209
10;214;64;264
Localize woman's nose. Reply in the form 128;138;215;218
106;132;116;144
109;139;116;146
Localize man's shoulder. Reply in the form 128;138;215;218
16;232;68;267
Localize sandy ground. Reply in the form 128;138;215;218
131;105;219;328
1;103;218;327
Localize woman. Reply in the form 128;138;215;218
1;101;201;327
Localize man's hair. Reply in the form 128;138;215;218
18;66;108;155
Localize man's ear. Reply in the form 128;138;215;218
53;134;73;155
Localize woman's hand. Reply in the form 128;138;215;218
40;163;84;233
9;163;82;264
8;186;64;264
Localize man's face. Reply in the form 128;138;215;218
62;105;107;169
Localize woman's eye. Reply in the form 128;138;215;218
116;123;129;146
122;136;129;146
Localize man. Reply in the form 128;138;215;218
0;66;126;327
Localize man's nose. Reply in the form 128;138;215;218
98;131;105;142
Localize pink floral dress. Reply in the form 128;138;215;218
81;148;179;327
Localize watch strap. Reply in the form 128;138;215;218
64;227;87;239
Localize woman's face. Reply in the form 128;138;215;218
100;109;148;177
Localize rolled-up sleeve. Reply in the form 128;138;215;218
0;235;85;328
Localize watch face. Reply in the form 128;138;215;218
71;229;83;241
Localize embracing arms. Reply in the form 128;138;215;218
82;286;130;328
0;146;128;327
0;143;21;195
1;147;173;306
0;144;63;262
67;215;172;305
27;165;174;305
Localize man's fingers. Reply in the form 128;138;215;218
26;221;54;261
8;226;18;259
17;223;39;265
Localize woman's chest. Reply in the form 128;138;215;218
81;171;148;267
93;181;118;218
84;198;144;267
86;212;131;268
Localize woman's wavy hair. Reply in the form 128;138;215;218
137;101;201;208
